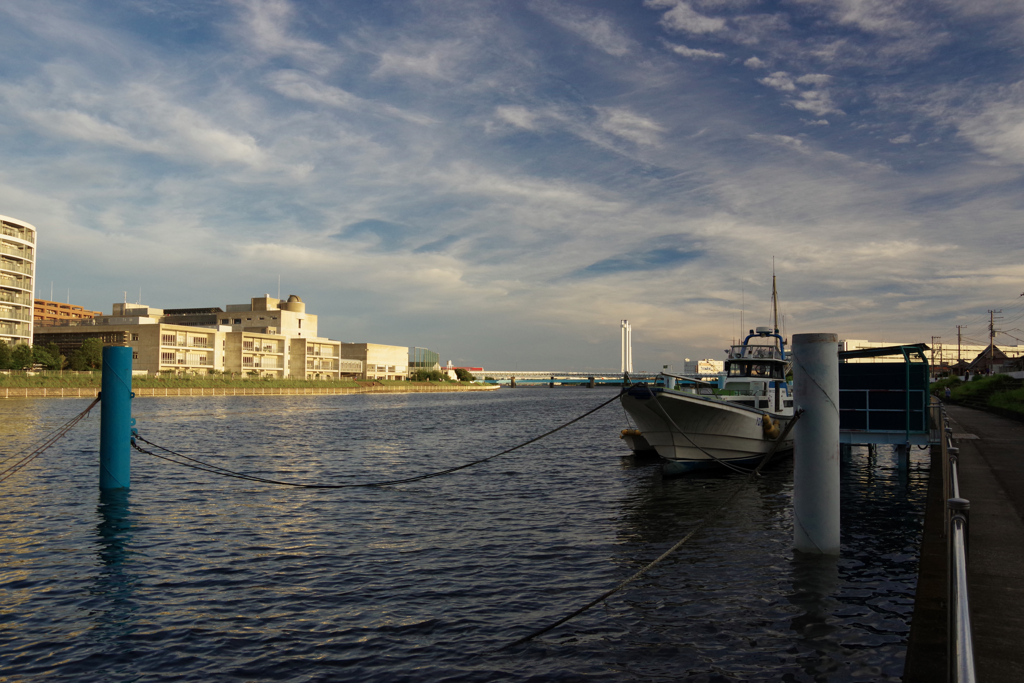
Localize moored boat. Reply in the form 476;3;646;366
620;279;795;473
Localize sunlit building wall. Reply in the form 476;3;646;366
0;215;35;347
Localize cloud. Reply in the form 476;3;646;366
889;133;912;144
2;73;272;169
231;0;338;71
955;83;1024;165
534;2;634;56
494;105;541;130
759;71;796;91
574;235;704;277
266;70;434;124
664;41;727;59
413;234;461;254
596;107;664;145
334;219;414;251
647;0;727;35
373;41;463;81
744;56;767;68
757;71;843;116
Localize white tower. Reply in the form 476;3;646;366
0;215;36;347
620;319;632;373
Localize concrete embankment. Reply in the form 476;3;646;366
1;384;499;399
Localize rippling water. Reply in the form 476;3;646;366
0;388;927;681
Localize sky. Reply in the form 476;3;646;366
3;0;1024;371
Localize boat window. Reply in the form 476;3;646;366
728;361;786;379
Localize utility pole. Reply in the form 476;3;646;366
957;325;963;365
931;336;940;375
989;310;1003;372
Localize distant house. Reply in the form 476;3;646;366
966;345;1011;375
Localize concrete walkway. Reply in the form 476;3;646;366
940;404;1024;681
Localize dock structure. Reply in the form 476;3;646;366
905;402;1024;681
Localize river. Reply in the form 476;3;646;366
0;387;926;681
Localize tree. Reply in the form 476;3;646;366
411;369;445;381
11;343;33;370
32;346;59;370
70;338;103;371
45;343;64;370
454;368;475;382
0;340;10;370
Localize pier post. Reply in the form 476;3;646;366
100;346;133;490
896;443;910;470
792;332;840;555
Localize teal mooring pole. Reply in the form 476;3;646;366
100;346;134;490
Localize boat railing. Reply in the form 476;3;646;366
729;345;783;360
938;403;977;682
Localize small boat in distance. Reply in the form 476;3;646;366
620;279;794;473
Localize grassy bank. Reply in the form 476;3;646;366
933;374;1024;420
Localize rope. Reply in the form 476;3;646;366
0;398;100;483
500;409;803;650
132;390;626;489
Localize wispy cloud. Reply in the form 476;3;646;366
533;2;634;56
0;0;1021;368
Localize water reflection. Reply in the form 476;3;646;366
90;490;139;639
788;551;841;677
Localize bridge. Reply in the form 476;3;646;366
483;370;657;380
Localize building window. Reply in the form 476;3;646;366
161;352;174;362
131;334;139;341
221;319;229;324
132;351;138;360
162;334;176;345
234;319;241;324
298;319;302;328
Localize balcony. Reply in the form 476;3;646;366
1;225;34;243
0;243;32;260
0;260;33;276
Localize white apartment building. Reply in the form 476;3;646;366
34;294;362;379
0;215;35;346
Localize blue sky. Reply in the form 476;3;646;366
3;0;1024;370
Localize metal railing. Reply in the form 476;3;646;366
938;403;977;682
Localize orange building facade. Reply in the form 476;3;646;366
34;299;101;325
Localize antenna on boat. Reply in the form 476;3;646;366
771;258;779;333
741;287;745;340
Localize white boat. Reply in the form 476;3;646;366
620;326;794;473
619;277;794;474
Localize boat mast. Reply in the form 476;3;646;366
771;259;779;333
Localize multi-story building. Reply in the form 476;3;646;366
34;299;101;325
34;294;362;379
340;343;409;380
1;215;36;346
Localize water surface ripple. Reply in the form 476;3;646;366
0;388;927;681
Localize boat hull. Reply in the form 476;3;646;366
620;388;792;472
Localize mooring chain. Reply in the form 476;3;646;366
500;409;803;650
132;390;627;489
0;398;100;484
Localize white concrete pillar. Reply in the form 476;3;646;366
792;332;840;555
